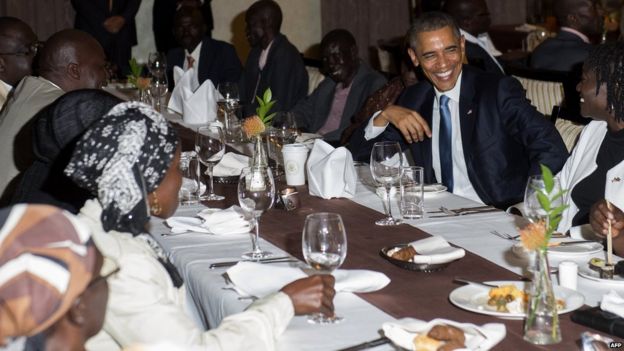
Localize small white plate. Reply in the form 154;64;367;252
548;241;603;257
423;184;447;194
578;265;624;284
449;280;584;320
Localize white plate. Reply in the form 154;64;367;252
423;184;447;194
548;241;603;257
578;265;624;284
449;280;584;320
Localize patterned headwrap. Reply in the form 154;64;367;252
64;102;178;235
0;204;97;342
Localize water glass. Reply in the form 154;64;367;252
238;166;275;259
523;175;562;224
195;125;225;201
302;212;347;324
178;151;200;205
400;166;424;219
370;141;402;226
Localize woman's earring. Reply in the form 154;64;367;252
150;191;162;216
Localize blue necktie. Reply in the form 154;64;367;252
439;95;453;192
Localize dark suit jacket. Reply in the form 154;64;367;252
71;0;140;75
464;41;504;75
351;65;568;208
530;30;593;72
240;33;308;117
291;62;386;142
166;37;242;90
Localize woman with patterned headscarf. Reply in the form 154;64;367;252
61;102;334;351
0;204;108;351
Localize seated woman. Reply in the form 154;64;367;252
555;42;624;236
0;204;108;351
48;101;334;350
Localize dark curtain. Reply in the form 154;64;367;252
321;0;411;67
0;0;73;41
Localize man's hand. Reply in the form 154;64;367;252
280;275;335;316
103;16;126;34
590;199;624;238
373;105;431;143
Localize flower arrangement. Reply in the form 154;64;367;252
127;58;151;91
242;88;276;138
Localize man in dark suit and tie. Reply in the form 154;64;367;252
166;6;241;89
71;0;140;77
530;0;603;72
353;12;568;209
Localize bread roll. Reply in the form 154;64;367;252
427;324;465;344
413;334;442;351
390;245;417;261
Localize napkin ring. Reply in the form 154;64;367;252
279;187;299;211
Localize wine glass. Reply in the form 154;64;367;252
523;174;562;225
147;52;167;78
149;73;168;112
238;166;275;259
217;82;240;142
302;212;347;324
267;112;297;176
370;141;402;226
272;111;299;137
195;125;225;201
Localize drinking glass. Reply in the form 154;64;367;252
400;166;424;219
302;212;347;324
147;52;167;78
523;175;562;224
195;125;225;201
217;82;240;142
178;151;200;205
267;112;297;176
149;74;168;112
370;141;402;226
272;111;299;137
238;166;275;259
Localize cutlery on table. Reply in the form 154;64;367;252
428;207;501;218
336;337;390;351
209;256;297;269
428;205;494;214
490;230;520;241
453;277;500;288
161;231;195;237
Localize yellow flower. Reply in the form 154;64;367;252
242;115;266;138
519;221;548;251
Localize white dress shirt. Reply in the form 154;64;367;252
460;29;504;73
364;72;484;203
0;80;12;109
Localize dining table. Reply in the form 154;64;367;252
145;119;624;350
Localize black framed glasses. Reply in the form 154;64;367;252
0;41;42;57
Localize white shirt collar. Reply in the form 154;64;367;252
560;27;591;44
185;41;203;65
434;71;462;104
0;79;12;97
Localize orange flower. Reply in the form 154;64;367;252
519;221;548;251
242;115;266;138
136;77;152;90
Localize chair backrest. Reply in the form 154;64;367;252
506;65;579;118
554;118;584;152
305;66;325;95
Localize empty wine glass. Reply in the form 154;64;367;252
195;125;225;201
523;174;562;224
238;166;275;259
149;74;168;112
267;112;297;176
302;212;347;324
217;82;240;142
147;52;167;78
370;141;402;226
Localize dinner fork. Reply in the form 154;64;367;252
490;230;520;240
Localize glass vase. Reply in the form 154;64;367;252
251;134;268;168
524;248;561;344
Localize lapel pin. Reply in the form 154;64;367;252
612;177;621;183
467;109;473;115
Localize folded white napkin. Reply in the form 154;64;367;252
213;152;249;177
166;206;251;235
306;139;357;199
382;318;506;351
168;66;220;125
601;290;624;317
226;261;390;297
408;236;465;264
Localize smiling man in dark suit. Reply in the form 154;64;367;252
354;12;568;208
166;6;241;89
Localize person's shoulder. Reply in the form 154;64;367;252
273;34;303;57
205;37;236;51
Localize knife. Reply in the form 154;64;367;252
336;337;391;351
209;257;297;269
549;240;597;247
428;205;494;214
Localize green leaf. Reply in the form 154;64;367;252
263;88;272;104
551;189;567;202
537;192;550;211
540;164;554;193
257;104;269;119
264;112;276;124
